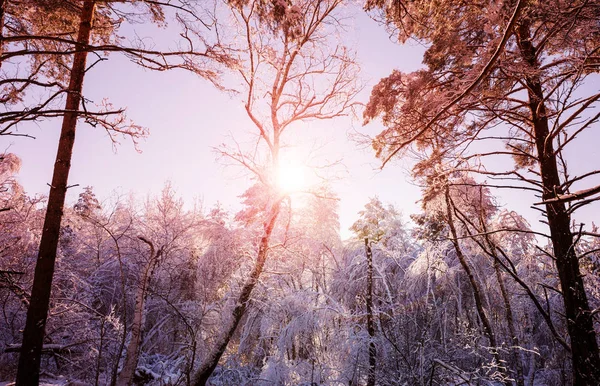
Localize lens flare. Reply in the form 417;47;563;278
277;163;306;193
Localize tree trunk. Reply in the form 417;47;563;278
116;238;162;386
16;2;95;384
494;258;525;386
0;0;5;69
478;195;525;386
192;202;281;386
111;236;129;386
364;238;376;386
444;188;509;385
516;22;600;385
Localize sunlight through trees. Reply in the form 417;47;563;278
1;0;599;385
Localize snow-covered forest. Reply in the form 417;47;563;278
1;0;600;385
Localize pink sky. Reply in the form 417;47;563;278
6;9;599;240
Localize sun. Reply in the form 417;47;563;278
277;163;306;193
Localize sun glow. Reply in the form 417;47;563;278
277;163;307;193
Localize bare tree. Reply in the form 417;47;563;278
116;237;163;386
192;0;359;383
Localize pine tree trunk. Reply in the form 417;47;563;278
192;202;281;386
364;238;376;386
516;22;600;385
117;238;162;386
16;1;95;384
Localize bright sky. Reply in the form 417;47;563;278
5;7;599;240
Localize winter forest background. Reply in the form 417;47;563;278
1;0;600;385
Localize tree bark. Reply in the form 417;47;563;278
0;0;5;69
192;202;281;386
116;238;162;386
364;238;377;386
516;22;600;385
15;1;96;384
